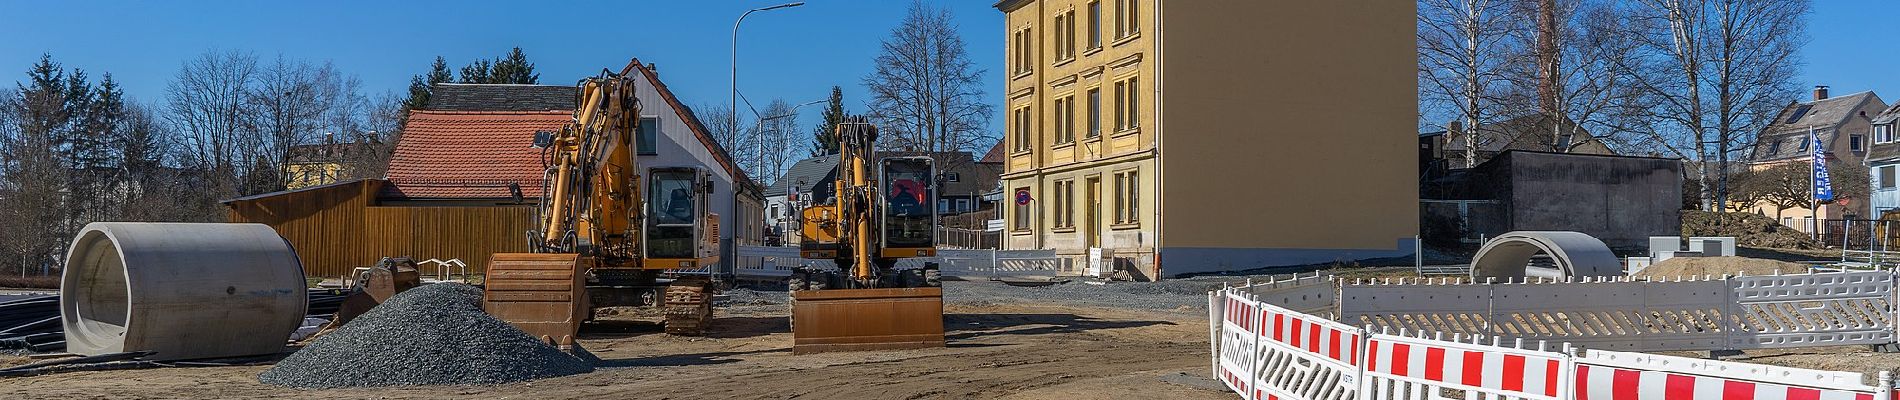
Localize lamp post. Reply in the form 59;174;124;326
733;2;806;148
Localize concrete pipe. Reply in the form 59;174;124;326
1469;231;1622;280
61;222;307;361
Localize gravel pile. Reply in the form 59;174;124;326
258;283;594;388
945;278;1238;311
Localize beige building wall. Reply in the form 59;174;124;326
998;0;1417;278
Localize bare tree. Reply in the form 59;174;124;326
863;0;994;153
753;98;806;184
166;49;259;199
1418;0;1526;167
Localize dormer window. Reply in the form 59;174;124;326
1766;139;1782;155
1877;124;1895;143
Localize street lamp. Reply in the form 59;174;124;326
733;2;806;146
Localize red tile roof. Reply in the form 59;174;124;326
383;110;570;199
978;140;1006;164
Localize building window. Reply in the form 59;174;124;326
1766;139;1781;155
1884;166;1897;190
1086;88;1101;138
1878;124;1895;143
1054;95;1075;144
638;117;659;155
1053;179;1075;229
944;172;960;182
1087;1;1102;50
1114;170;1138;225
956;198;970;212
1853;135;1865;151
1798;136;1810;152
1012;106;1033;152
1113;77;1139;132
1115;0;1139;40
1054;11;1076;62
939;199;951;213
1013;28;1034;75
1012;187;1031;231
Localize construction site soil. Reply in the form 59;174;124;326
1634;256;1812;277
0;280;1234;399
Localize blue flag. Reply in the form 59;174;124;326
1813;129;1834;202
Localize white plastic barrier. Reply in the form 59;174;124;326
1364;332;1566;400
1573;350;1889;400
1210;281;1899;400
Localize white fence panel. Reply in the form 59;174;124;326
1729;271;1895;349
1362;333;1568;400
1573;349;1889;400
733;245;833;280
1252;299;1362;400
1217;290;1260;397
1241;272;1337;317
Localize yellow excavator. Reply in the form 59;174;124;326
789;117;944;354
484;70;721;347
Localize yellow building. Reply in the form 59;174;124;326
283;142;373;190
995;0;1418;278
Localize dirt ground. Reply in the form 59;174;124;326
0;286;1229;400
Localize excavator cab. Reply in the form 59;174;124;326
643;167;719;270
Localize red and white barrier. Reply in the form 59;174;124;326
1363;333;1566;400
1209;284;1899;400
1573;350;1890;400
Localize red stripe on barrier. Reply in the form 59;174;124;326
1664;373;1694;400
1462;350;1484;387
1349;334;1359;366
1612;369;1639;400
1425;347;1446;381
1788;387;1821;400
1366;340;1380;371
1576;365;1592;400
1273;314;1284;342
1328;329;1342;361
1307;323;1320;354
1260;308;1269;335
1503;354;1526;391
1391;343;1412;377
1544;359;1559;396
1856;393;1872;400
1724;380;1755;400
1290;319;1305;348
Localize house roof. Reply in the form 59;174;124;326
382;110;569;199
978;141;1005;164
766;155;839;197
1750;91;1882;162
1439;114;1615;156
425;83;577;111
285;141;376;164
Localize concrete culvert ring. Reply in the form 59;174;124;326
60;222;308;361
1469;231;1622;280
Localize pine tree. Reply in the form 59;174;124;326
404;56;454;111
489;47;538;84
458;59;492;84
810;86;844;156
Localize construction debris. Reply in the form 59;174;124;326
1681;211;1821;250
257;283;593;388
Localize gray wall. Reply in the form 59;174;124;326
1490;151;1682;248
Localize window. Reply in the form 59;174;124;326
1113;77;1139;132
1013;28;1034;75
1798;137;1810;152
1087;1;1102;49
939;199;951;213
1853;135;1865;151
1113;170;1139;224
1883;166;1897;190
956;199;970;212
1053;180;1075;229
1115;0;1139;39
1086;88;1101;138
638;117;659;155
1054;95;1075;144
945;172;960;182
1012;187;1031;231
1765;139;1782;155
1879;124;1895;143
1012;106;1033;152
1053;10;1076;61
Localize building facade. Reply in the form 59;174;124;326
996;0;1419;278
1743;87;1885;228
1866;103;1900;217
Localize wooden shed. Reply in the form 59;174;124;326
225;179;533;279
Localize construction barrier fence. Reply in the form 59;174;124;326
1210;280;1899;400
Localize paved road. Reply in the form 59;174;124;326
0;290;53;304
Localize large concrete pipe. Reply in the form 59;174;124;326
1469;231;1622;280
61;222;307;361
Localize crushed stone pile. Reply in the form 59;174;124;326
1635;256;1810;278
1681;211;1821;250
258;283;593;388
718;288;787;306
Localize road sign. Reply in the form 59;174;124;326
1014;189;1033;206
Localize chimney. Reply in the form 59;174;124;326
1815;85;1830;101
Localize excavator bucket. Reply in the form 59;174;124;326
484;253;588;347
790;287;944;354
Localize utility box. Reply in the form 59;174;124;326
1086;247;1115;277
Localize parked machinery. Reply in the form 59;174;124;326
789;117;944;354
485;70;722;347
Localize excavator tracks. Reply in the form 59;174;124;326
662;277;713;336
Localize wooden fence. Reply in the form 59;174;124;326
227;179;535;279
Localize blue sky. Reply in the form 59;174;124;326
0;0;1005;141
0;1;1891;142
